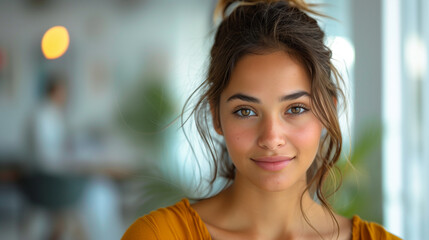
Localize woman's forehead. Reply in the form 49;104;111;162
222;51;311;100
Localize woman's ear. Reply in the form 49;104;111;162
209;101;223;135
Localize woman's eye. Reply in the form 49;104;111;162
234;108;256;118
287;106;308;115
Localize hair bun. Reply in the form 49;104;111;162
214;0;322;21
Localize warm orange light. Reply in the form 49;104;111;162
41;26;70;60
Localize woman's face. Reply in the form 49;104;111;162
217;51;323;192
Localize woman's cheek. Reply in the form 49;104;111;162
291;118;322;154
223;122;255;154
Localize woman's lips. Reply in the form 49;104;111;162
251;156;295;171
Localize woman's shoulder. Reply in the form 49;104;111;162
351;215;402;240
121;198;211;240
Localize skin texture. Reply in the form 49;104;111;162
193;51;352;240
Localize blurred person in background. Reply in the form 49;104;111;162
31;74;69;172
20;73;88;240
20;71;124;240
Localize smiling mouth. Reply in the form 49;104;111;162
251;156;295;171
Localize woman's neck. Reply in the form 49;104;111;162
220;179;322;235
193;174;351;240
196;175;332;239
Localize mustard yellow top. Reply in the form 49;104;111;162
121;199;402;240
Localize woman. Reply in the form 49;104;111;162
122;0;401;239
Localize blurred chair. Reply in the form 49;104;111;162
18;171;88;240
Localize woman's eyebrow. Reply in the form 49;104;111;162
227;93;260;103
280;91;310;101
226;91;310;103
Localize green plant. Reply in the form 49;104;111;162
331;121;382;220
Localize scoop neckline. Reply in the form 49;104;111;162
183;198;359;240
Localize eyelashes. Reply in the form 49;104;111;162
232;104;310;119
286;104;309;115
233;108;257;118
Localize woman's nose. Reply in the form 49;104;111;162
257;116;286;150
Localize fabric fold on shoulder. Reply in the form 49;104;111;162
121;198;212;240
352;215;402;240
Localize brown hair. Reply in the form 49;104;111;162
182;0;345;237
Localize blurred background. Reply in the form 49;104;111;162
0;0;427;239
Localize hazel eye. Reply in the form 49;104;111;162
234;108;256;118
287;106;308;115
